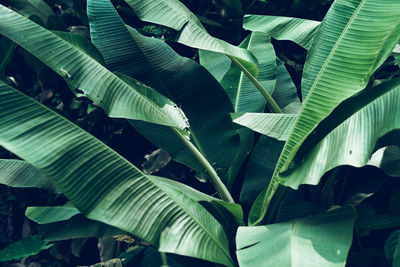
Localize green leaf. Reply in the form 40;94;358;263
52;31;105;65
384;230;400;266
220;32;276;113
279;79;400;189
199;50;231;81
250;0;400;225
243;15;320;49
0;159;56;191
240;61;299;210
0;81;234;267
236;207;356;267
200;32;277;187
239;136;284;210
368;146;400;177
26;206;81;224
38;215;126;241
272;59;301;111
232;113;296;141
87;0;240;182
10;0;55;24
0;235;53;261
124;0;257;68
0;4;188;130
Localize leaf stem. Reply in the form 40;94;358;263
171;127;235;203
228;55;283;113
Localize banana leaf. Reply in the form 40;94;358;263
250;0;400;225
280;79;400;189
243;15;320;49
239;60;300;210
0;235;53;262
124;0;258;71
237;207;356;267
87;0;241;182
232;113;296;141
0;159;56;191
0;81;234;267
198;31;277;187
0;4;188;130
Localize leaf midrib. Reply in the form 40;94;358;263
0;5;183;129
279;0;367;172
1;82;230;265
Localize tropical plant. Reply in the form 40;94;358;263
0;0;400;266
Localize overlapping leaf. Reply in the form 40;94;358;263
250;0;400;225
220;32;276;113
280;79;400;189
26;205;127;241
232;113;296;141
199;31;277;187
239;60;300;211
243;15;320;49
0;81;234;267
87;0;240;181
0;4;188;129
10;0;55;24
0;159;56;191
124;0;257;69
237;207;356;267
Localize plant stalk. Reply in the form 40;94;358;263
171;128;235;203
228;55;283;113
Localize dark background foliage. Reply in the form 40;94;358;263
0;0;399;266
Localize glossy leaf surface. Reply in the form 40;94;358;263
124;0;257;68
250;0;400;225
243;15;320;49
280;79;400;189
87;0;240;180
237;207;356;267
0;81;234;266
0;4;188;129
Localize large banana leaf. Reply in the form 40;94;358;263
280;79;400;189
87;0;240;182
250;0;400;225
0;4;188;130
0;81;234;267
243;15;320;50
123;0;257;69
236;207;356;267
